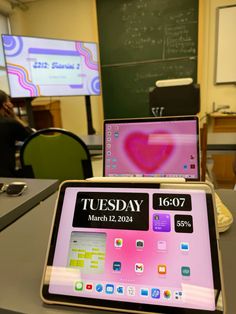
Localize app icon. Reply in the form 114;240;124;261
153;213;171;232
114;238;123;248
96;284;103;293
140;288;149;296
136;239;144;249
183;164;188;170
164;290;171;299
180;242;189;252
158;264;167;275
135;263;144;273
174;291;183;300
127;286;135;296
151;288;160;299
113;261;121;271
75;281;83;291
190;164;195;169
116;286;124;295
106;284;114;294
157;240;167;251
85;283;93;290
181;266;190;276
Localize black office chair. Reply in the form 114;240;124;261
20;128;93;182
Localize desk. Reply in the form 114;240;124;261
0;177;59;231
206;133;236;188
208;113;236;133
0;189;235;314
80;134;103;156
207;132;236;154
16;134;103;157
217;189;236;314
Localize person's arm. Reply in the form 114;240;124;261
3;101;29;127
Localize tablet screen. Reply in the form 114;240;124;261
103;116;200;180
42;182;224;313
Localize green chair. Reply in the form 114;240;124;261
20;128;93;182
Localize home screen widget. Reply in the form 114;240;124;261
127;286;135;296
157;240;167;251
113;261;121;271
74;281;83;291
181;266;191;276
180;242;189;252
116;285;124;295
136;239;144;249
164;290;171;299
140;288;149;296
158;264;167;275
135;263;144;273
114;238;123;248
95;284;103;293
175;215;193;233
153;213;171;232
106;284;114;294
151;288;160;299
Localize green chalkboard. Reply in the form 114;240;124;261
96;0;199;119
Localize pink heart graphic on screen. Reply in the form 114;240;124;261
124;131;174;173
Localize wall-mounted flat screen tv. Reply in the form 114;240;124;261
1;34;101;98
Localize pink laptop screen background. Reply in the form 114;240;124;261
104;119;199;179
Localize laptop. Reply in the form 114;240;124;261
41;180;225;313
103;116;200;180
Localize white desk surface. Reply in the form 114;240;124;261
0;189;235;314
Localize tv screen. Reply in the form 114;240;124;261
1;34;101;98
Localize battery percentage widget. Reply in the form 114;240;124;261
174;215;193;233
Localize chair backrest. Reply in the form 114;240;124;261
20;128;93;182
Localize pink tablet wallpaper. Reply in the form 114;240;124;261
104;119;199;179
48;186;215;311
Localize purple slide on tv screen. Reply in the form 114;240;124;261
1;34;101;97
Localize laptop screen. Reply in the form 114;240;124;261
103;116;200;180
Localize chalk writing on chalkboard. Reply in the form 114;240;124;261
96;0;199;118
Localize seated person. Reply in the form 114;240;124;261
0;90;34;177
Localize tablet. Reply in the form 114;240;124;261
103;116;200;180
41;180;225;314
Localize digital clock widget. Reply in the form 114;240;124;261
174;214;193;233
153;194;192;211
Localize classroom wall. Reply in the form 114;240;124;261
199;0;236;117
8;0;236;133
9;0;103;135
